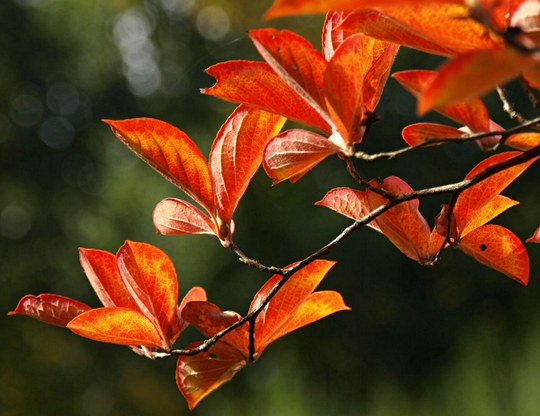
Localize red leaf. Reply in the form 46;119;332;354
116;241;180;347
457;225;529;284
459;195;520;238
338;6;502;57
203;61;331;133
315;187;371;221
178;286;207;335
401;123;464;146
264;0;464;19
9;294;91;327
79;248;139;309
209;105;286;224
249;29;330;123
453;151;539;238
366;177;437;264
418;48;539;114
393;70;491;132
324;34;366;144
181;301;249;355
103;118;214;213
176;341;247;410
322;11;352;61
250;260;349;352
526;226;540;243
67;307;163;347
263;129;340;183
153;198;217;236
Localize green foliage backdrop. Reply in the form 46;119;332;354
1;0;539;415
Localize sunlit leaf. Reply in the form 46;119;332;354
457;224;529;284
315;187;371;221
9;294;91;327
209;105;286;223
322;11;352;61
263;129;341;183
79;248;139;309
366;176;437;264
504;132;540;151
324;34;366;144
178;287;208;335
418;48;539;114
459;195;519;238
401;122;463;146
264;0;464;19
203;61;331;133
453;151;539;237
103;118;214;213
153;198;216;236
116;241;180;346
67;307;163;347
250;260;349;351
249;28;330;121
338;6;502;57
176;341;247;410
393;70;491;132
182;301;249;354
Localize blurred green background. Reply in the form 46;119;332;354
1;0;539;415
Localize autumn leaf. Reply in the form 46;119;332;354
9;294;91;327
526;226;540;243
177;260;349;408
103;118;215;213
11;241;206;354
106;106;285;244
401;123;464;147
264;0;464;20
458;225;529;284
453;151;539;238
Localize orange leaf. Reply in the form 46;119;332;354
263;129;341;183
322;11;352;60
418;48;539;114
249;28;330;123
393;70;491;132
203;61;331;133
338;6;502;57
116;241;180;347
67;307;163;347
176;341;247;410
153;198;217;236
505;132;540;151
9;294;91;327
103;118;214;213
457;225;529;284
209;105;286;224
324;34;366;144
315;187;370;220
401;122;463;146
178;286;207;335
181;301;249;355
526;226;540;243
250;260;349;352
264;0;464;19
79;248;139;309
453;151;539;237
366;176;437;264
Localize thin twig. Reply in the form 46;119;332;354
497;86;529;124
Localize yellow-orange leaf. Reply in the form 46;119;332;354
67;307;163;347
176;341;247;410
209;105;286;223
103;118;214;213
264;0;464;19
419;48;539;114
116;241;180;347
505;132;540;151
457;225;529;284
339;5;502;57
